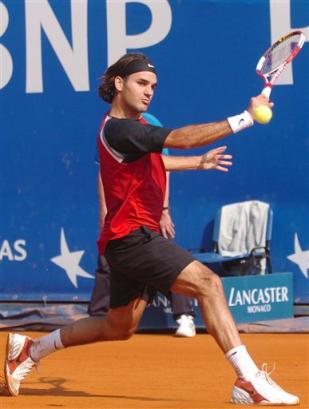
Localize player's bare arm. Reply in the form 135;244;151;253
164;94;273;149
159;172;175;239
162;146;232;172
97;173;107;231
165;120;232;149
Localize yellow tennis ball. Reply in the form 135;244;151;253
252;105;273;124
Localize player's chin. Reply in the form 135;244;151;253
140;101;150;111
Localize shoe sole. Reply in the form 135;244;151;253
4;334;19;396
174;332;196;338
232;386;299;406
232;398;299;406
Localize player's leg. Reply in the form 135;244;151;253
171;260;299;405
171;260;241;351
4;297;147;396
60;296;148;347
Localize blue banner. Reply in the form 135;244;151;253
0;1;308;303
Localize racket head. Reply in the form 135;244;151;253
256;30;306;86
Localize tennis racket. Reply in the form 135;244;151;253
256;30;306;98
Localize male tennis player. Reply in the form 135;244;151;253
4;53;298;405
88;111;196;337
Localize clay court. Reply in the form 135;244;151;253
0;331;308;409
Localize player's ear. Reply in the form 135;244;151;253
114;76;124;92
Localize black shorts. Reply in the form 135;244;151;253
104;226;194;309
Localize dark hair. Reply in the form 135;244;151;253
98;53;153;103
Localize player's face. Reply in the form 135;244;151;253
119;71;157;114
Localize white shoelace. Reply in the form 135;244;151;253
257;363;285;393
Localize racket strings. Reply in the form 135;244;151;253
262;35;301;75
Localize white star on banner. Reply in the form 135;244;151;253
51;228;94;288
287;233;309;279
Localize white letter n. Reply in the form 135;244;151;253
25;0;89;93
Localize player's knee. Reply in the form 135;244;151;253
196;268;223;299
114;324;136;340
122;324;137;340
106;317;136;341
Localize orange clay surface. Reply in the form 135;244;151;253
0;332;308;409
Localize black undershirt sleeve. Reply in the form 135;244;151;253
104;118;172;162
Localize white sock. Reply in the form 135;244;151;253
30;329;64;362
226;345;259;380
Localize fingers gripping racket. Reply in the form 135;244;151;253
256;30;306;98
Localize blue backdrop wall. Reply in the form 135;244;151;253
0;0;308;303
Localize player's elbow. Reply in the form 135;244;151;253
165;130;192;149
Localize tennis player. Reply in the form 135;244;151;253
88;111;196;337
4;53;298;405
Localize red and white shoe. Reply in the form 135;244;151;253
231;364;299;405
4;333;36;396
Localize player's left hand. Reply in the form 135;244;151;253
160;210;175;239
199;146;232;172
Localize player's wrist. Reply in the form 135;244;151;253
162;206;169;212
227;110;254;133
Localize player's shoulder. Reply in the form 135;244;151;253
106;117;140;132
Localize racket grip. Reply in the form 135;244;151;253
262;86;272;99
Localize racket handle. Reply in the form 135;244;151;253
262;86;272;99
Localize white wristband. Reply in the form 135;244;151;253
227;110;254;134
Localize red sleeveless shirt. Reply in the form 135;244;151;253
97;115;166;254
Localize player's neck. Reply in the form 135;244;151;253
109;102;140;120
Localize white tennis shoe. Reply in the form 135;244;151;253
4;333;36;396
175;314;196;338
231;364;299;405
